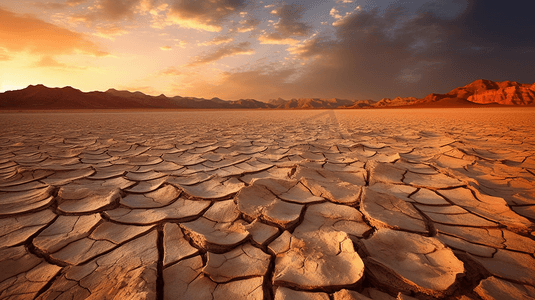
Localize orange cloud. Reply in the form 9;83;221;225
34;56;70;68
67;0;88;6
237;18;260;33
0;48;10;61
33;56;87;70
91;0;144;21
166;0;247;32
68;0;155;37
258;33;299;45
160;45;172;51
165;14;222;32
287;34;332;58
93;24;130;40
181;66;298;100
0;8;108;57
32;0;87;10
158;66;182;76
187;42;254;67
198;35;234;46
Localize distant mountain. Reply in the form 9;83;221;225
0;85;273;110
272;98;370;109
0;85;152;109
1;79;534;110
267;98;287;106
340;100;377;109
417;79;535;106
406;97;491;108
373;97;419;107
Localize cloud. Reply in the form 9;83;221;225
186;42;254;67
198;35;234;46
70;0;157;27
258;33;299;45
146;3;170;28
94;0;145;21
287;34;333;58
199;1;535;101
448;0;535;49
0;8;108;57
158;66;182;76
66;0;160;41
33;56;87;70
0;53;11;61
33;2;70;9
330;8;342;19
270;3;311;37
397;61;444;84
329;1;535;97
0;47;11;61
258;3;311;45
66;0;89;6
175;40;188;48
160;45;172;50
281;7;453;98
34;56;69;68
166;0;248;32
182;66;298;100
33;0;88;9
237;18;260;33
331;5;361;26
93;24;129;39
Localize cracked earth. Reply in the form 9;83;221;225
0;109;534;300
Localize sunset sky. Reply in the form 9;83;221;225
0;0;533;101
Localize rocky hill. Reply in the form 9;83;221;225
0;85;272;110
374;97;419;107
0;85;175;109
1;79;534;110
418;79;535;106
272;98;363;109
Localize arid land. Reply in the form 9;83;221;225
1;108;534;300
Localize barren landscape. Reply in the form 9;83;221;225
1;108;534;299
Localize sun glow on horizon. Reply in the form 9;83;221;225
0;81;27;93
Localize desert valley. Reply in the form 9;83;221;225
2;0;535;298
1;89;535;299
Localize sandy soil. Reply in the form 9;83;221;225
0;108;534;299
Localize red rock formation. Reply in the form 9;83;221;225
467;84;535;105
274;98;358;109
374;97;419;107
420;79;535;106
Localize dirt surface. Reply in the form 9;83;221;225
1;108;534;299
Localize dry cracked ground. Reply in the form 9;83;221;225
0;109;534;300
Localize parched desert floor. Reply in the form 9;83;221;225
1;108;534;300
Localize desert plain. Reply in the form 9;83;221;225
1;108;535;300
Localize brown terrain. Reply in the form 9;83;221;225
1;79;534;110
418;79;535;106
367;79;535;108
0;108;534;299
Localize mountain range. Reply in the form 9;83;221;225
0;79;534;110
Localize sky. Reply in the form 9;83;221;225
0;0;534;101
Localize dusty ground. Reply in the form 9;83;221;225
0;108;534;300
